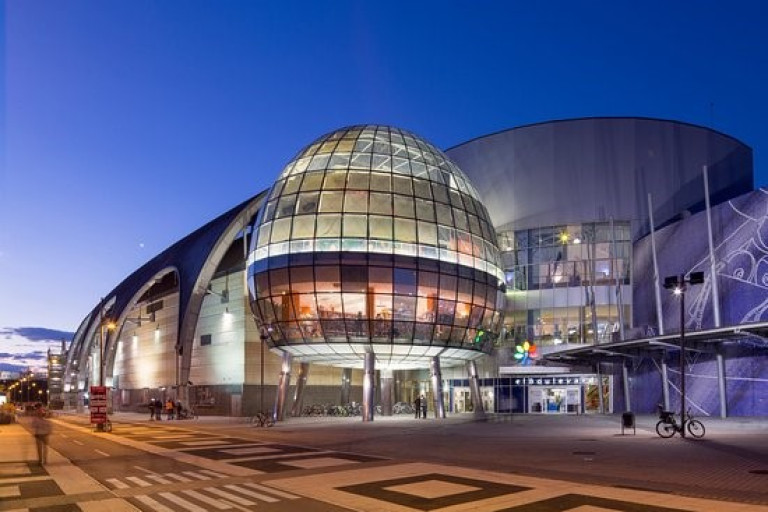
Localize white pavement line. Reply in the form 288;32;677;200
134;465;159;475
0;485;21;498
94;449;110;457
199;470;227;478
159;491;209;512
72;440;84;446
126;476;153;487
78;497;140;512
106;478;130;489
243;482;299;499
224;483;278;503
0;476;50;485
166;473;193;482
183;471;211;480
135;494;175;512
204;487;256;506
179;440;233;447
146;474;173;484
181;489;233;510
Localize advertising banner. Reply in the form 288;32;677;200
89;386;108;425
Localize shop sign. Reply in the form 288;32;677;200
513;377;582;386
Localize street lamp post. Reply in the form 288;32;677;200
259;325;272;414
663;271;704;438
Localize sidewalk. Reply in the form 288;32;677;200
0;418;136;511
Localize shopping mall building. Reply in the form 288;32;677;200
62;118;768;419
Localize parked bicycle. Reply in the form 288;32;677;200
656;405;705;438
250;412;274;428
177;407;197;420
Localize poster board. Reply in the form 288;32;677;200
89;386;108;425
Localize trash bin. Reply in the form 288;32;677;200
621;411;635;435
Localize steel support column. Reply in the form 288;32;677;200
622;363;631;412
340;368;352;405
380;368;394;416
430;356;446;419
716;348;728;419
661;358;670;412
362;352;375;422
272;352;292;422
466;360;485;416
596;362;605;414
290;362;310;417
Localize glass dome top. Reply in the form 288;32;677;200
279;125;484;201
249;125;503;280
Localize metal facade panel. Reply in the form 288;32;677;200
446;118;753;240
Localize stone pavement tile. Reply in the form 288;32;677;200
78;497;140;511
265;461;768;512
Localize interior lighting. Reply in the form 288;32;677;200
559;232;570;244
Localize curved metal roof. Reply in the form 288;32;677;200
445;117;753;239
64;192;267;392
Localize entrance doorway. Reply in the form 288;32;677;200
453;388;473;413
528;386;581;413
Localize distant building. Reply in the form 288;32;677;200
47;340;68;408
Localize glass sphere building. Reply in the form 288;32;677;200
247;125;506;368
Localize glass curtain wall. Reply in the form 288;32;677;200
499;222;631;348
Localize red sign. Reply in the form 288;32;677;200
89;386;108;425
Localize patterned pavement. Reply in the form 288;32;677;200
3;415;768;511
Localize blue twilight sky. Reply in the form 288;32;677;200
1;1;767;331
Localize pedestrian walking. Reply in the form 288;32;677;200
421;394;427;419
31;407;51;465
175;400;182;420
148;399;156;421
165;399;174;420
413;395;421;419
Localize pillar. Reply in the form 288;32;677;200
340;367;352;404
466;359;485;416
716;348;727;418
362;352;375;422
272;352;292;422
430;356;446;419
596;362;605;414
622;363;631;412
290;362;310;417
380;368;394;416
661;358;670;411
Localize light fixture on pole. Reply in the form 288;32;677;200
663;271;704;438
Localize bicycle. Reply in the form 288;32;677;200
655;406;705;438
250;412;274;428
177;407;197;420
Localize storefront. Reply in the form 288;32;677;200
448;374;612;414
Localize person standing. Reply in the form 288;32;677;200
420;394;427;419
31;407;52;465
148;399;156;421
165;399;174;420
413;395;421;419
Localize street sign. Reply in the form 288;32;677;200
89;386;108;425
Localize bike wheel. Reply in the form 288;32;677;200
687;419;705;438
656;420;675;438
